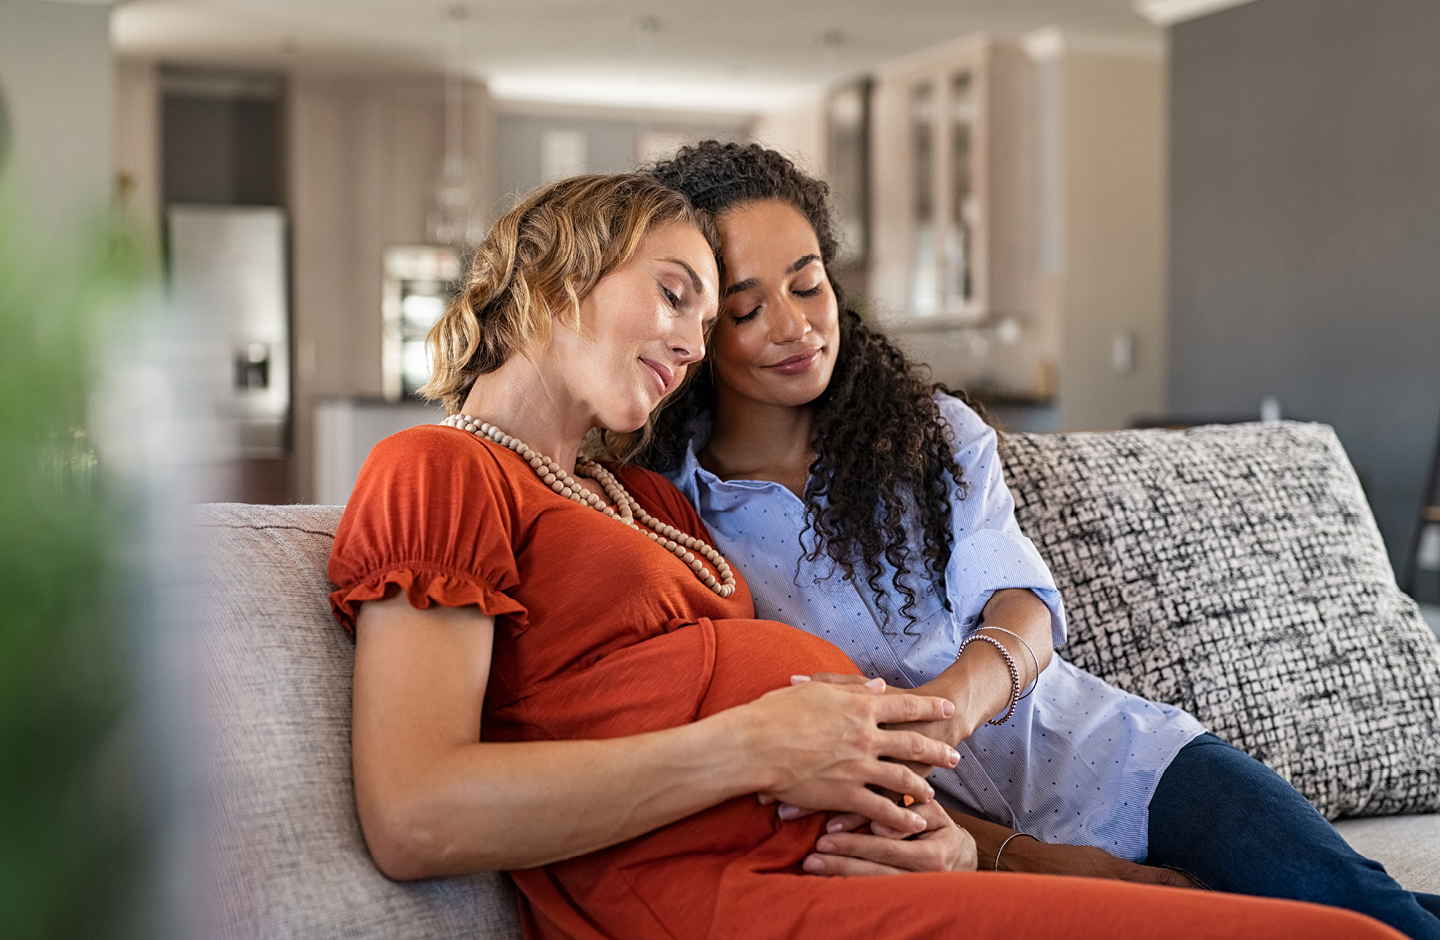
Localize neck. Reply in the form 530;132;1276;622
458;355;593;472
701;385;816;487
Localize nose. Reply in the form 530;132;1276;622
671;308;707;368
769;295;810;343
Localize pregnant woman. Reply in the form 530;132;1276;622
328;171;1401;940
641;141;1440;939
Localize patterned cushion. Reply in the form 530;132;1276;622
1001;422;1440;820
192;504;522;940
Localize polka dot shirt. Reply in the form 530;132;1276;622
667;394;1205;861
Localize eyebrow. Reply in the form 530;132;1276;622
663;258;705;295
722;254;821;299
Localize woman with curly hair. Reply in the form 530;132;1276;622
640;141;1440;939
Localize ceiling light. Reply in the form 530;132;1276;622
1133;0;1259;27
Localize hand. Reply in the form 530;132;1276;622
805;672;966;773
740;677;962;836
800;799;978;877
998;835;1197;888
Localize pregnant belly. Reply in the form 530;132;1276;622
485;618;860;743
698;618;860;717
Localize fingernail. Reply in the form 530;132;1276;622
947;747;960;766
816;838;834;853
790;675;811;684
864;676;886;692
942;700;955;717
778;804;801;820
926;785;935;800
910;813;926;831
802;855;825;874
826;818;845;833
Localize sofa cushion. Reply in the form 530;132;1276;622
1334;815;1440;894
1002;422;1440;820
192;503;522;940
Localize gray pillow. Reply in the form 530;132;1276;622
192;504;522;940
1001;422;1440;819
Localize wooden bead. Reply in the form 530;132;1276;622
442;413;738;598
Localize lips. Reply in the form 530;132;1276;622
640;357;674;395
763;347;822;375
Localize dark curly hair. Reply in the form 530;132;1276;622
639;141;975;629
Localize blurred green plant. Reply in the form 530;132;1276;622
0;195;151;939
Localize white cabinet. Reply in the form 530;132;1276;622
868;39;1050;402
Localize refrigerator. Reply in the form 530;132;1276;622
166;204;290;458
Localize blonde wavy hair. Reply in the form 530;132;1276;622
420;174;718;457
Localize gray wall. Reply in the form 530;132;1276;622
0;0;113;230
1168;0;1440;573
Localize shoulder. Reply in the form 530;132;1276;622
328;423;531;632
332;424;525;572
357;424;518;493
932;392;996;452
367;423;498;469
340;424;525;559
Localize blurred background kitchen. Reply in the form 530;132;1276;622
5;0;1438;586
0;0;1438;932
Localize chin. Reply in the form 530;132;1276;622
600;407;652;435
768;378;831;409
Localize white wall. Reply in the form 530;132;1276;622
751;94;827;180
0;0;113;233
1051;41;1168;431
113;58;161;247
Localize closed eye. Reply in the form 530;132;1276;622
732;307;760;324
794;285;823;298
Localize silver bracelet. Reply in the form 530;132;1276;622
994;831;1037;872
956;633;1020;725
975;625;1042;701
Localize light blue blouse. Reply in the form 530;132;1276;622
667;394;1205;861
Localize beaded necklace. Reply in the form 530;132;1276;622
442;413;737;598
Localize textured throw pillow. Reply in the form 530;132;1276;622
1001;421;1440;820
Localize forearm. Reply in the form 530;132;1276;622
355;597;960;880
922;588;1054;739
940;807;1025;870
363;679;959;879
363;711;765;877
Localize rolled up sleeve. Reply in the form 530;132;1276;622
938;395;1067;648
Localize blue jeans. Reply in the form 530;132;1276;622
1147;733;1440;940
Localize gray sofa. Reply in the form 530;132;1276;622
194;424;1440;940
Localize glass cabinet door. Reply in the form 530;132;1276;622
382;246;461;402
909;82;939;318
945;71;976;315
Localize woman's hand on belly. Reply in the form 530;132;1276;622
801;672;964;778
733;678;962;836
800;800;978;877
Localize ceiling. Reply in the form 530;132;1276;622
112;0;1167;113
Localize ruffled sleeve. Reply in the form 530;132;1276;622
937;394;1068;647
327;425;529;634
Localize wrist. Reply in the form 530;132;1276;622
912;675;971;744
714;701;785;795
993;833;1043;872
926;670;985;742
